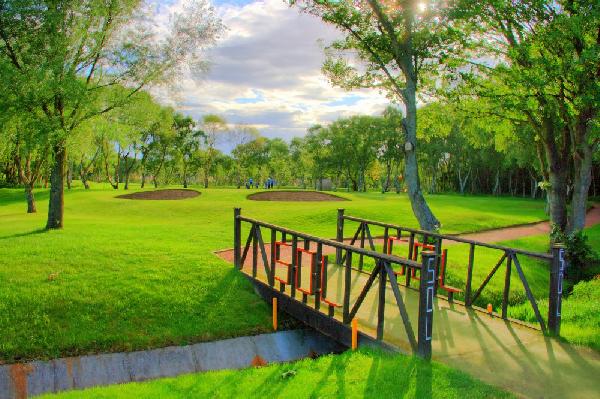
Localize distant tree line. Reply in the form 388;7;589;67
0;0;223;228
3;97;598;216
1;0;597;238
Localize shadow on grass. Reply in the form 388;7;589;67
0;188;50;206
0;228;47;241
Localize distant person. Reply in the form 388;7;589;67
247;177;253;189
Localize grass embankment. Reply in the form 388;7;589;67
0;185;548;362
508;224;600;350
38;349;513;399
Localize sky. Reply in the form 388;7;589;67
156;0;391;141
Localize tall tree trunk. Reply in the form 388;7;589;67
46;143;65;230
66;162;72;190
429;168;437;194
547;165;569;232
402;80;440;230
123;153;133;190
25;183;36;213
204;149;213;189
114;154;120;190
570;145;593;231
458;168;470;195
540;117;570;233
493;170;500;195
152;150;166;189
182;160;188;188
80;171;90;189
383;161;391;193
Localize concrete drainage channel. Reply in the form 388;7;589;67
0;330;344;399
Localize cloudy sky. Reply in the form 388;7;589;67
157;0;391;141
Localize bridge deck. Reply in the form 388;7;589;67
235;243;600;399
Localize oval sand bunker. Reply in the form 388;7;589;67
248;191;348;202
116;189;200;200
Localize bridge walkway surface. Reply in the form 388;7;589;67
219;240;600;399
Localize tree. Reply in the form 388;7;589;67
265;138;291;186
145;108;176;188
173;113;201;188
0;0;222;229
228;124;259;187
304;125;331;190
201;114;228;188
289;137;312;188
292;0;457;229
327;116;383;191
448;0;599;233
4;115;49;212
379;107;405;193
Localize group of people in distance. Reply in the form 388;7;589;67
245;177;275;189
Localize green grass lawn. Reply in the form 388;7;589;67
38;348;513;399
0;184;555;362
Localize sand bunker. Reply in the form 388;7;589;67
247;190;348;202
116;189;200;200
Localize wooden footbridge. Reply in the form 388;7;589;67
230;208;600;398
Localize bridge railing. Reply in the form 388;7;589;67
337;209;566;335
234;208;437;359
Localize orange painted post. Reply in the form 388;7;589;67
272;297;278;331
351;318;358;350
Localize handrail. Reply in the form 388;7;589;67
233;208;566;357
238;216;422;270
342;215;552;260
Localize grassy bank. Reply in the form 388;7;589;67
38;349;513;399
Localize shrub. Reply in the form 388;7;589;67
551;226;599;286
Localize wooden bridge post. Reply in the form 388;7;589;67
548;244;566;336
336;209;345;265
418;251;437;360
502;253;512;319
234;208;241;269
343;250;352;323
377;260;386;340
465;243;475;306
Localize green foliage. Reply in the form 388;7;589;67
551;226;599;285
445;0;599;231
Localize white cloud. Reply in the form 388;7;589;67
156;0;391;142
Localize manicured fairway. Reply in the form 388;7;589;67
0;185;550;362
38;349;513;399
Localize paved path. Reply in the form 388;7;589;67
232;252;600;399
456;204;600;243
